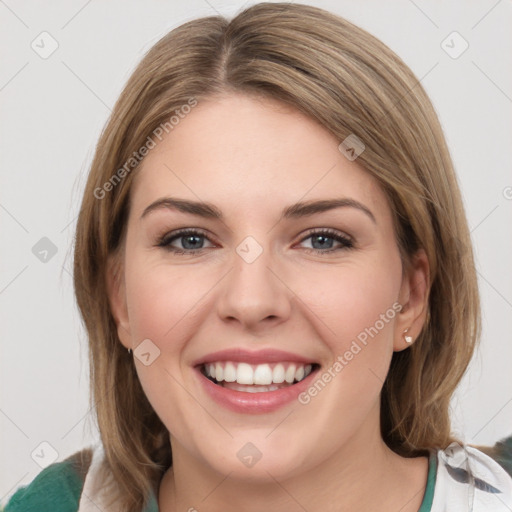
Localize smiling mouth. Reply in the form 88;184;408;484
200;361;319;393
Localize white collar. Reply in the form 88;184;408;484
77;443;115;512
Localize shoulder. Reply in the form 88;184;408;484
431;439;512;511
3;446;94;512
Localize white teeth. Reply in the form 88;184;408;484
215;362;224;382
236;363;254;385
224;383;281;393
223;362;236;382
203;361;315;386
272;364;285;383
253;364;272;385
285;364;296;383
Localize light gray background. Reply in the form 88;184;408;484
1;0;511;504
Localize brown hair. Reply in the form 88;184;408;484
73;3;480;510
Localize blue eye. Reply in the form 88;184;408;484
157;229;213;254
299;229;354;254
156;228;354;255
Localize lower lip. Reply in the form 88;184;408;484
195;366;318;414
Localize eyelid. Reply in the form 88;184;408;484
157;227;216;248
297;227;353;243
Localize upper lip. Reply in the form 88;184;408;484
192;348;317;367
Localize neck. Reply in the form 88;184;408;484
158;424;429;512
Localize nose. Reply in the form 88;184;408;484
215;239;292;332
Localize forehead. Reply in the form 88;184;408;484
129;93;390;223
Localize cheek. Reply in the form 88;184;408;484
298;253;401;367
288;257;401;435
124;258;211;347
123;257;215;442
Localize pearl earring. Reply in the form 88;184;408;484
403;328;413;344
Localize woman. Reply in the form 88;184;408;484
5;3;512;511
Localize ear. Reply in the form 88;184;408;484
106;253;132;351
394;248;430;351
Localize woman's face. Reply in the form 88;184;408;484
108;93;428;481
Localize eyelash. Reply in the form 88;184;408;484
156;228;354;256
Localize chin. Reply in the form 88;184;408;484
193;434;317;484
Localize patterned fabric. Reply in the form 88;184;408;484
431;442;512;511
4;438;512;511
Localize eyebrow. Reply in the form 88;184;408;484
140;197;376;224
